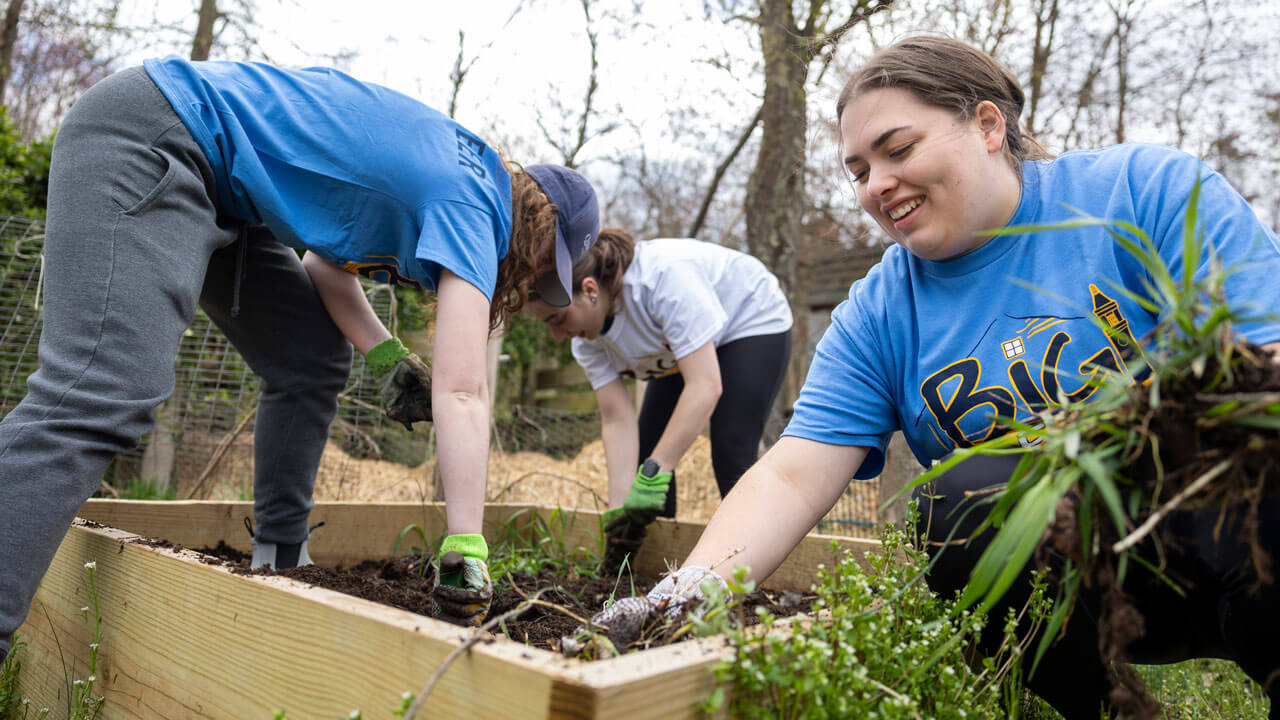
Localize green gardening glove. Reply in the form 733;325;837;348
602;459;672;573
432;534;493;627
365;337;432;430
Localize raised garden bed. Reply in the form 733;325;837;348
15;500;880;719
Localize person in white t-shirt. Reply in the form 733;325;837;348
526;228;793;570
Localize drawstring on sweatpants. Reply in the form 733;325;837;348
230;226;248;318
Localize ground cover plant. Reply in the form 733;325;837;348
909;190;1279;717
701;518;1035;719
1;562;104;720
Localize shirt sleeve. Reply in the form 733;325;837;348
415;199;502;301
572;338;622;390
782;293;898;480
646;263;728;358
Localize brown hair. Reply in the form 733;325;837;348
572;226;635;312
836;35;1051;172
491;160;559;330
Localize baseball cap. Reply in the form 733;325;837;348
525;164;599;307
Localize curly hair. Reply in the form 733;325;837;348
491;160;559;330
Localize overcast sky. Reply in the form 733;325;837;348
118;0;764;167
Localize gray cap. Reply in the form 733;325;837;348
525;164;599;306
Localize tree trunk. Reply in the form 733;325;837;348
745;0;808;298
1026;0;1058;135
0;0;24;105
191;0;219;61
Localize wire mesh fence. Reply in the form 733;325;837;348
0;215;882;535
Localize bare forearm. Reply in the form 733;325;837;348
649;344;722;473
685;464;827;582
649;381;719;472
601;415;639;506
684;437;867;585
597;380;639;506
302;252;390;354
432;271;494;536
434;387;490;534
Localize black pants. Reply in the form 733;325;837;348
915;453;1280;719
637;330;791;518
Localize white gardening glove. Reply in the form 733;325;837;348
561;566;729;655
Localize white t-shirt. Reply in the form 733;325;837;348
572;238;793;389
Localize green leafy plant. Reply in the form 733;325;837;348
18;562;104;720
117;476;176;501
0;639;25;718
390;508;601;588
487;507;600;586
0;108;53;220
702;518;1034;719
390;522;438;578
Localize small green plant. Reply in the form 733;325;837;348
486;508;600;586
68;562;105;720
701;516;1035;719
118;476;176;501
16;562;105;720
273;691;415;720
0;638;23;717
390;523;437;578
0;638;54;720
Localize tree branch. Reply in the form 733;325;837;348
688;105;762;238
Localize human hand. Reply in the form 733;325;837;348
561;565;728;655
601;459;672;572
365;338;432;430
431;534;492;627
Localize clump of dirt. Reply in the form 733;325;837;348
1132;344;1280;524
194;542;815;653
1049;342;1280;719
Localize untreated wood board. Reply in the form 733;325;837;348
13;501;885;718
74;500;883;590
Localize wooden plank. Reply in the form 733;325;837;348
75;500;543;568
14;521;578;719
22;502;891;718
516;505;883;591
77;501;883;593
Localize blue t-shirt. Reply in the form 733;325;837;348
143;56;512;298
785;143;1280;479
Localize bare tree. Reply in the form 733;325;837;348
0;0;121;139
535;0;617;168
1025;0;1058;136
743;0;890;298
446;2;524;119
688;105;761;238
190;0;218;60
0;0;23;103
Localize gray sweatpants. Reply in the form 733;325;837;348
0;67;353;656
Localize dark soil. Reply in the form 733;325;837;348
193;541;815;653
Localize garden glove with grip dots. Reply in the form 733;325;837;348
432;533;493;627
561;566;728;654
365;337;432;430
602;459;671;572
